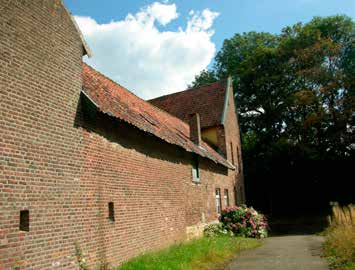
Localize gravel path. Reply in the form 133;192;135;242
225;235;329;270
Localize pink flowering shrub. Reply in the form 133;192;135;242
220;205;268;238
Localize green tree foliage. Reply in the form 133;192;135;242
191;16;354;214
188;69;217;88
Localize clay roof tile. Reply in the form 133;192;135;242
82;63;234;169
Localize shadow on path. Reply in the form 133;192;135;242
268;214;328;236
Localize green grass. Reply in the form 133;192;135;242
117;236;261;270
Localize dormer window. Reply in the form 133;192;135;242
192;154;200;182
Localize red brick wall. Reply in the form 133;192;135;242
222;83;246;204
0;1;236;269
1;0;85;269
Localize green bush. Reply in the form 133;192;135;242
203;223;231;237
220;205;268;238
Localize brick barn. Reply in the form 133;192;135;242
0;0;245;269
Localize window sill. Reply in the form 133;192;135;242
192;178;201;184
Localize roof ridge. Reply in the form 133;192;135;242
148;79;227;102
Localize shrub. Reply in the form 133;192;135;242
203;223;230;237
220;205;268;238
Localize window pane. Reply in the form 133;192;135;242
224;189;229;207
215;188;221;215
192;155;200;181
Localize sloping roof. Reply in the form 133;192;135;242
82;64;234;169
149;80;228;128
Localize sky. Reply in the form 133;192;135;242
64;0;355;99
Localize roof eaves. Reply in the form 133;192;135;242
81;89;98;107
80;88;233;170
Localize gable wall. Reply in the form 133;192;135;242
201;127;218;148
0;0;86;268
222;84;246;204
0;1;235;269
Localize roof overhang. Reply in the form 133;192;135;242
80;87;235;170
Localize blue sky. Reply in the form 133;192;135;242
64;0;354;99
65;0;354;52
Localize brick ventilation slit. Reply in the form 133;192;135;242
20;210;30;232
230;142;235;165
108;202;115;222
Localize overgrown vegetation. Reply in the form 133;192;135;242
221;206;268;238
323;204;355;270
203;223;230;237
75;242;90;270
117;236;260;270
191;15;354;215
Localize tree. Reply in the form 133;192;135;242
189;69;217;88
191;16;354;215
280;15;354;159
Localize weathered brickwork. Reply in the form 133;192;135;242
0;1;241;269
221;83;246;204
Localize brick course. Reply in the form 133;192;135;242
0;1;243;269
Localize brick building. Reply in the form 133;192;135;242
0;0;244;269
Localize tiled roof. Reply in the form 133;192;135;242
82;64;234;169
149;81;227;128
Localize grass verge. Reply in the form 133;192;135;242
323;224;355;270
322;204;355;270
117;236;261;270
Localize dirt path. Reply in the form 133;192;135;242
225;235;329;270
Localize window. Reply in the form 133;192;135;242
224;189;230;207
237;146;241;173
234;185;238;205
240;186;244;203
20;210;29;231
108;202;115;222
230;142;235;165
215;188;222;216
192;154;200;182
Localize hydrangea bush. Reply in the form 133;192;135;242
220;205;268;238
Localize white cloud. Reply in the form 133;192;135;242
75;2;219;99
187;9;219;33
142;2;178;26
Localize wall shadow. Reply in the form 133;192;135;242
73;92;228;176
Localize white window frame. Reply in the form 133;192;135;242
192;155;200;182
215;188;222;216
